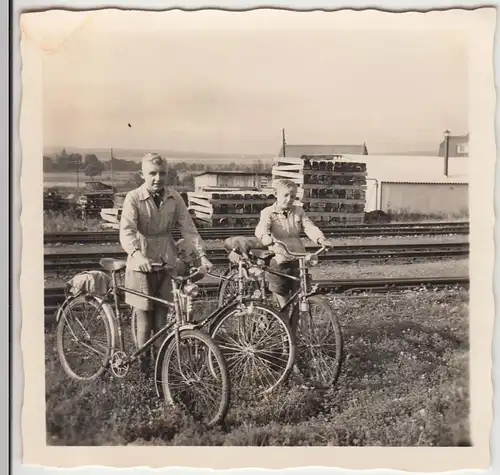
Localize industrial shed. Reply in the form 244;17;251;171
193;171;272;191
339;154;469;217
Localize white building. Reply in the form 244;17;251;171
333;154;469;215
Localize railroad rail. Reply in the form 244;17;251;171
44;242;469;272
44;221;469;245
44;275;469;320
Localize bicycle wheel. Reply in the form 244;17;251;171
217;268;261;307
159;329;230;428
294;294;343;389
209;300;295;396
56;295;113;381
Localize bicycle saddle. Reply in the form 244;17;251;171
100;258;127;272
249;249;275;261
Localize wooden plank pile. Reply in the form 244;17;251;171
187;189;276;228
272;155;367;224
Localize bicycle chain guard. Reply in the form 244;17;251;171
110;350;129;378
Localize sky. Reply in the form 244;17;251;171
35;10;469;155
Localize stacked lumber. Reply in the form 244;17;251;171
272;155;367;224
187;189;276;228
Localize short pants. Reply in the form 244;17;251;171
266;258;300;295
124;267;173;312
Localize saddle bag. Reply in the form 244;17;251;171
65;270;111;297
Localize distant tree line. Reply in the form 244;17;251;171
43;148;140;177
44;148;273;187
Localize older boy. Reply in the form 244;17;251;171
255;179;333;310
119;153;213;371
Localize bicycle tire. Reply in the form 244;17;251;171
159;329;230;428
294;294;344;388
56;295;113;381
209;300;295;395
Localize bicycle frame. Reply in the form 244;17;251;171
223;242;326;315
61;266;200;367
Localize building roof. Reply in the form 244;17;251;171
337;154;469;184
280;144;368;157
195;171;272;177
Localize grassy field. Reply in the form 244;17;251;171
45;287;469;446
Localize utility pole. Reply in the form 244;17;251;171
443;130;451;177
76;158;80;191
282;128;286;157
110;148;115;189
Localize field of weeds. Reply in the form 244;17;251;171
45;287;470;447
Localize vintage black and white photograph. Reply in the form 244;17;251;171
18;6;495;470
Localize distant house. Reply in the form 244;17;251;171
193;171;272;191
437;133;469;157
279;143;368;157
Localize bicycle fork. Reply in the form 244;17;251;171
171;283;193;384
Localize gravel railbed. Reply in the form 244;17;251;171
44;258;469;289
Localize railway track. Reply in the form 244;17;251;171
43;242;469;272
44;221;469;245
43;275;469;320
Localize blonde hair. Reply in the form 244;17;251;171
142;152;166;167
275;179;298;192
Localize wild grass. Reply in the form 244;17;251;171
44;211;105;233
45;287;469;446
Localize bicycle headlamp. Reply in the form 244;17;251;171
183;283;200;297
305;253;319;267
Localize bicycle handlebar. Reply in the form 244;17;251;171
150;261;175;272
271;239;329;258
150;261;207;281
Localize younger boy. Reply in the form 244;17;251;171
255;179;333;311
119;153;213;371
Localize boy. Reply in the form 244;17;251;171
119;153;213;371
255;179;333;311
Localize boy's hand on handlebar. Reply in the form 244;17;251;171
135;253;153;272
200;255;214;271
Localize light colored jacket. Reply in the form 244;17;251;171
119;184;206;271
255;203;325;263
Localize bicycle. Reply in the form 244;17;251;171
204;251;295;397
217;237;344;389
55;258;230;428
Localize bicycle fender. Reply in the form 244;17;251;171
153;323;198;399
92;296;117;351
55;297;73;323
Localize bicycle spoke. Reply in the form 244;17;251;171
161;332;228;425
